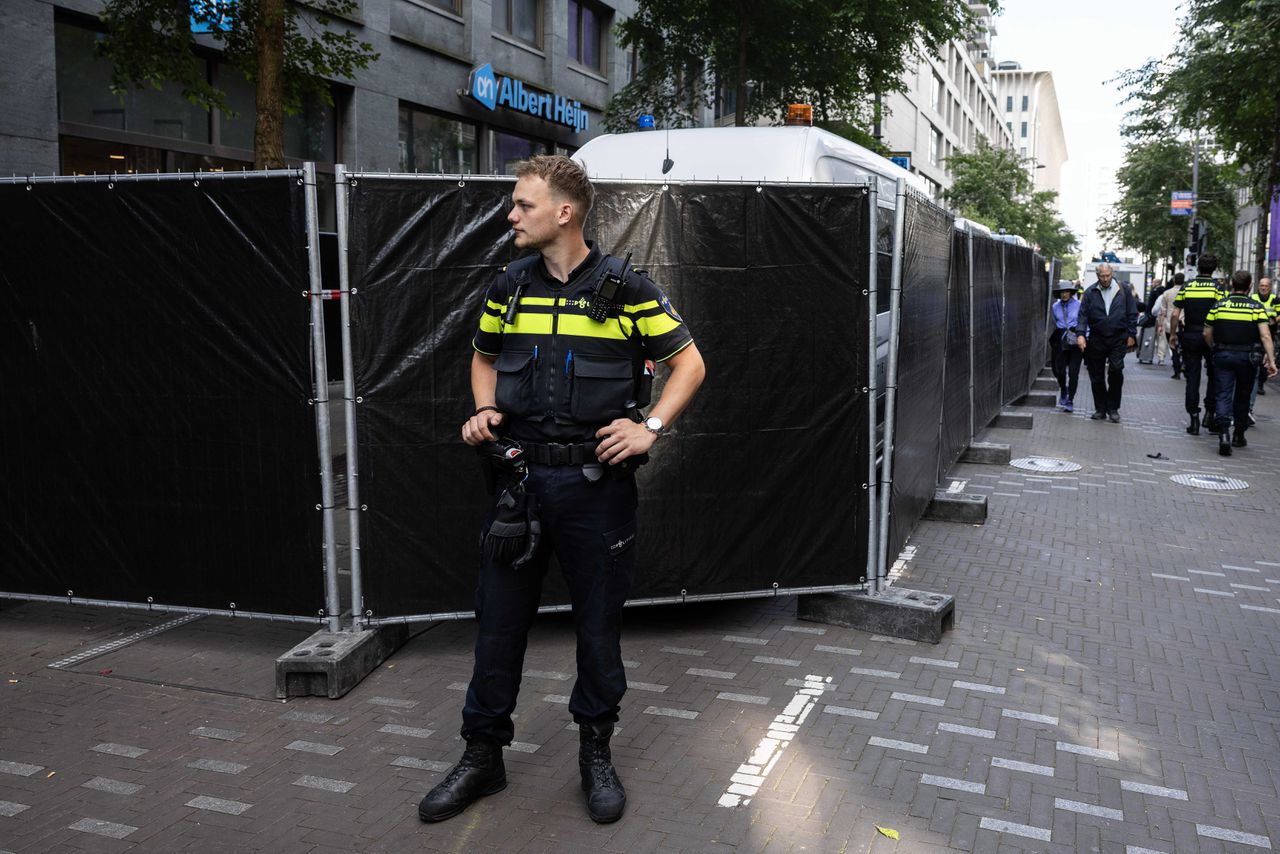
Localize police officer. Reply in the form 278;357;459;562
1169;253;1225;434
1254;277;1277;401
1204;270;1277;455
417;155;706;825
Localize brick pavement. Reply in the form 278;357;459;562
2;354;1278;852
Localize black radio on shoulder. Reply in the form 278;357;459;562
587;251;632;322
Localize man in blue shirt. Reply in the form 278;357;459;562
1050;282;1082;412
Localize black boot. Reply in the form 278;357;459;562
418;736;507;822
1232;429;1247;448
1219;430;1232;456
1187;412;1200;435
579;722;626;823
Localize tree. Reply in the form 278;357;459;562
1098;137;1238;272
604;0;980;132
1115;0;1280;279
98;0;378;168
942;138;1078;259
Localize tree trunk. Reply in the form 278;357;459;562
1256;91;1280;283
734;3;749;127
253;0;286;169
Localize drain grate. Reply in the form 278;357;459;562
1010;457;1082;473
1170;473;1249;491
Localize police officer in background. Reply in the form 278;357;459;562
417;155;705;825
1255;277;1277;399
1169;253;1225;435
1204;270;1277;455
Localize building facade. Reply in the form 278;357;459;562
990;63;1067;198
0;0;639;220
1234;188;1279;282
878;2;1015;198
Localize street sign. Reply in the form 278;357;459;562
1170;190;1193;216
889;152;911;171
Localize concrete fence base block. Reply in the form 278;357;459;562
993;410;1034;429
924;490;988;523
276;625;410;700
797;587;956;644
1032;377;1058;392
960;442;1011;465
1015;391;1058;407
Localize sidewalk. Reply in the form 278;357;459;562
2;354;1278;853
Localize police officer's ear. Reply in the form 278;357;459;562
557;199;575;228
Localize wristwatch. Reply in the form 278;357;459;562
643;415;664;436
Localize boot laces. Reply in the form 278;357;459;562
442;741;494;784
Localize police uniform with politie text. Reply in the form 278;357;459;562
417;155;706;827
1204;270;1277;455
1169;253;1226;435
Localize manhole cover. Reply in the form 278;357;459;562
1010;457;1082;473
1171;473;1249;491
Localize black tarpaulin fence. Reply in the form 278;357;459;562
344;177;872;620
1001;242;1039;405
971;235;1004;428
0;170;325;620
938;229;972;479
1029;252;1051;390
887;193;954;560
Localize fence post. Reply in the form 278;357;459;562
876;178;908;586
865;183;880;593
304;162;342;633
335;165;365;630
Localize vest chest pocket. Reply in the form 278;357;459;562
494;349;537;418
570;354;633;423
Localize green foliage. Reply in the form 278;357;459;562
604;0;979;132
97;0;378;154
942;138;1077;259
1059;255;1079;281
1098;137;1237;269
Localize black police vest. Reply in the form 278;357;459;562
493;253;646;440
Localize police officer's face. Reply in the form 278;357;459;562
509;176;569;250
1261;278;1272;296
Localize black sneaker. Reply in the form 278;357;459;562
1091;411;1107;421
1107;411;1121;423
418;737;507;822
1232;431;1247;448
1219;434;1233;456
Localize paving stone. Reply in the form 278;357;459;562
0;801;30;817
376;724;434;739
293;775;356;793
81;776;143;795
0;760;43;777
68;817;138;839
190;726;245;741
187;759;249;775
186;795;253;815
284;740;343;756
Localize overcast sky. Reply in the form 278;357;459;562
991;0;1184;258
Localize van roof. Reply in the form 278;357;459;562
573;126;929;195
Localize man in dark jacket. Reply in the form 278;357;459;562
1076;263;1138;422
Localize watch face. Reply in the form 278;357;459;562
645;416;663;432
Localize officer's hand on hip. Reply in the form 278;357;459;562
596;419;657;464
462;410;504;446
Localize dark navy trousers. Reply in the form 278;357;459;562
1179;330;1216;415
462;463;638;746
1212;350;1255;431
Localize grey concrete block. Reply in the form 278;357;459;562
797;587;956;644
275;625;410;700
1015;391;1058;407
993;410;1034;429
924;490;987;523
1032;377;1058;391
959;442;1011;465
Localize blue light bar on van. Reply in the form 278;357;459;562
638;114;656;129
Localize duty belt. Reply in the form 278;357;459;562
1182;325;1204;332
522;440;601;466
1213;343;1256;352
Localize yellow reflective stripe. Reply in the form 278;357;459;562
504;313;554;335
558;314;630;340
625;300;660;313
519;296;557;306
638;312;682;337
479;313;504;334
473;342;500;356
1208;309;1266;321
486;299;506;312
654;337;694;362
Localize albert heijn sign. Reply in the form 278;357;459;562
467;63;589;133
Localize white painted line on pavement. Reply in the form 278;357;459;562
909;656;959;669
48;613;201;669
1193;588;1234;597
921;773;985;794
1240;604;1280;614
991;757;1054;776
717;674;830;808
1151;573;1190;581
953;680;1005;694
938;722;995;739
979;817;1050;842
1229;584;1270;592
1002;709;1058;725
1195;825;1272;849
1055;797;1123;821
1187;570;1226;577
1120;780;1188;800
869;737;929;754
1222;564;1261;573
823;705;878;720
1056;741;1119;761
891;692;945;707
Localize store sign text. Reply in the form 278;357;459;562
468;64;589;133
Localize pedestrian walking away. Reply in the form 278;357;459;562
1169;255;1225;435
1050;281;1083;412
419;155;706;825
1077;263;1138;422
1157;273;1184;374
1204;270;1277;455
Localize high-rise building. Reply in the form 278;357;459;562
878;3;1015;199
991;62;1068;198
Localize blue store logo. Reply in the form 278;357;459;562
470;63;498;111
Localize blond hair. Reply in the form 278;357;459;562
514;155;594;223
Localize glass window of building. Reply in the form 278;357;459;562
933;73;945;113
59;135;165;175
568;0;606;72
1021;95;1029;111
929;125;943;167
1020;121;1027;137
494;0;541;48
491;130;548;174
398;106;479;174
56;21;209;143
218;68;337;162
1006;95;1012;112
421;0;460;11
